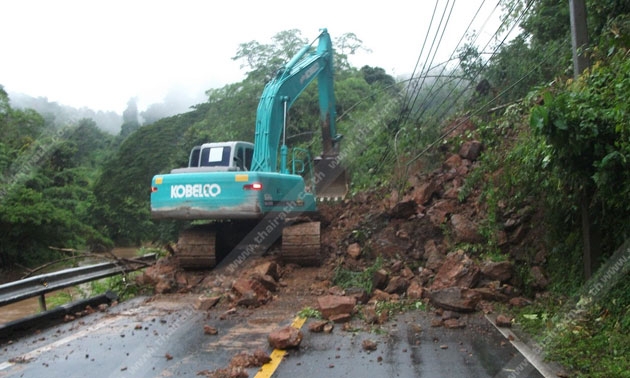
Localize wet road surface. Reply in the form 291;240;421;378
0;293;545;378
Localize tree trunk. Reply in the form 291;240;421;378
581;192;601;279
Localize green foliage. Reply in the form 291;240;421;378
360;66;396;88
0;117;112;266
90;272;146;301
332;256;383;294
297;306;322;319
513;279;630;378
45;291;75;310
374;299;426;317
91;110;203;245
530;49;630;253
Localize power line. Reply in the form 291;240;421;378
409;0;529;128
420;0;533;126
408;0;498;122
405;0;458;120
400;0;441;122
405;34;569;168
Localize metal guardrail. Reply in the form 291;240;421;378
0;254;157;310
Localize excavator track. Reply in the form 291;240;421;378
281;221;322;266
176;224;217;269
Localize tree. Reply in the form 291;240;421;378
120;98;140;138
360;66;395;88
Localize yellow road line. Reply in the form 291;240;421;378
254;316;306;378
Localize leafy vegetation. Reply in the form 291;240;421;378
332;256;384;294
374;298;426;317
297;306;322;319
454;2;630;376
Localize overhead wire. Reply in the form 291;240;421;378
408;0;498;123
405;0;458;121
399;0;441;122
400;0;454;127
419;0;533;127
405;38;570;167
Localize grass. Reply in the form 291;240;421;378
511;280;630;378
45;290;76;310
297;306;322;319
332;256;383;294
375;299;427;317
90;272;147;301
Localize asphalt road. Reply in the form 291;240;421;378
0;293;546;378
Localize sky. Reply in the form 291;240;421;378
0;0;510;113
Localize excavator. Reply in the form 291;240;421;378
150;29;347;268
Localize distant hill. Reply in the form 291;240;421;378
8;88;204;134
8;92;123;134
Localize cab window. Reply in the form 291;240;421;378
200;146;231;167
245;147;253;170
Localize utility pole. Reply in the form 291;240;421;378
569;0;590;78
569;0;599;279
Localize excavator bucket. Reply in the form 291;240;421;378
313;156;348;201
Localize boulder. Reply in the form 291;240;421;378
427;199;458;226
195;295;221;311
317;295;357;319
362;306;379;324
443;318;466;329
459;140;483;161
430;250;480;290
253;273;279;292
443;154;463;170
429;287;481;312
509;297;532;307
406;281;424;300
412;181;439;206
232;277;270;307
390;200;418;218
362;339;378;351
254;261;280;281
329;313;352;323
369;289;394;303
139;259;177;294
480;261;513;283
450;214;483;244
495;314;513;328
345;287;370;304
424;240;445;271
530;266;549;290
308;320;330;333
203;325;218;335
372;269;389;290
384;275;409;294
268;326;303;349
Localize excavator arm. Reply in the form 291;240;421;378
250;28;341;174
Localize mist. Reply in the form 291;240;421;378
7;85;209;134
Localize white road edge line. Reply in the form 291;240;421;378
484;314;558;378
0;307;145;372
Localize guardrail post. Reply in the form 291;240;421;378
38;294;47;311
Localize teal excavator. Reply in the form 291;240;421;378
150;29;347;268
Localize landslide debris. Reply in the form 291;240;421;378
138;119;549;330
